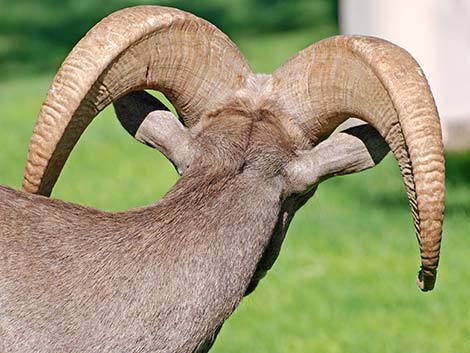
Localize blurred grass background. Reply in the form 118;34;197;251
0;1;469;352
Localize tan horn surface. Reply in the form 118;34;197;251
23;5;252;196
274;35;445;291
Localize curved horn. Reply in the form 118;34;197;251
23;5;252;196
274;35;445;291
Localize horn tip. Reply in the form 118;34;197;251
416;269;436;292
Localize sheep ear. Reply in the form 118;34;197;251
113;91;195;175
286;124;390;193
113;90;170;137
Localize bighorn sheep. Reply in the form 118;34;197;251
0;6;445;353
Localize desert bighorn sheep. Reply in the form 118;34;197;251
0;6;445;353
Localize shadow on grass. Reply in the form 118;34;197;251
444;152;470;216
445;152;470;187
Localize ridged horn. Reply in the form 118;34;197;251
22;5;252;196
274;35;445;291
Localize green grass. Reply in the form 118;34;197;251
0;0;338;80
1;26;469;353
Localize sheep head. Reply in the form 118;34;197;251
23;6;445;293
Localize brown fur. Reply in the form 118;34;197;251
0;83;390;352
0;97;308;352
